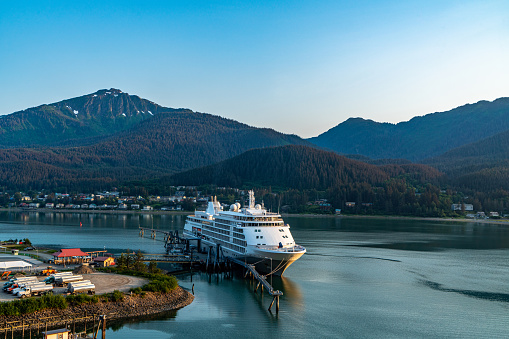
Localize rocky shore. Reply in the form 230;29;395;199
0;287;194;331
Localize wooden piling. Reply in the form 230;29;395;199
269;296;276;312
102;315;106;339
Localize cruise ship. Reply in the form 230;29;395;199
183;190;306;276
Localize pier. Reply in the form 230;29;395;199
227;257;283;313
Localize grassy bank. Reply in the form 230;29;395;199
0;269;179;316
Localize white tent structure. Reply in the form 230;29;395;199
0;260;32;271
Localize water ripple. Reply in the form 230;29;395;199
420;279;509;303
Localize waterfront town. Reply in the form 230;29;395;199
1;188;505;220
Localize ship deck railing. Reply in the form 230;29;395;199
254;245;306;252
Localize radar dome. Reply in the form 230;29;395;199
236;202;241;209
230;204;238;212
255;204;261;210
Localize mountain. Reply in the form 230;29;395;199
423;129;509;191
0;88;182;147
309;98;509;161
0;97;310;190
166;145;442;190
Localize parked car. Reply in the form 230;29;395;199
24;247;35;251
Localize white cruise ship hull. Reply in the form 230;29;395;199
195;236;305;276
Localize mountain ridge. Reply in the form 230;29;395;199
0;88;188;147
309;97;509;161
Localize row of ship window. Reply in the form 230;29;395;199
210;237;246;253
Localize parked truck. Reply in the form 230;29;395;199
17;283;53;298
5;278;39;293
44;271;73;284
10;281;44;294
4;276;38;288
3;277;39;292
67;281;95;295
54;274;83;286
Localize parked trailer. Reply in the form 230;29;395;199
66;280;92;290
44;271;73;284
10;281;45;295
4;276;38;286
68;283;95;295
17;284;54;298
66;280;93;294
7;280;41;293
3;277;39;291
55;275;83;286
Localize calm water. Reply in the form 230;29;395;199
1;211;509;338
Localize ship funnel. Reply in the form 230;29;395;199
248;190;255;209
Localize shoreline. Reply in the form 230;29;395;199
0;207;192;215
0;287;194;332
281;213;509;226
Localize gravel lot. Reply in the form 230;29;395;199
0;272;148;301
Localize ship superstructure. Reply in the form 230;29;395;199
183;190;306;275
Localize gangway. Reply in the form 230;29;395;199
227;257;283;313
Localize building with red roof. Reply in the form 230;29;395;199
51;248;90;265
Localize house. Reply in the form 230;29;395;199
345;202;356;207
489;212;499;217
142;206;153;211
451;204;474;211
118;203;127;210
131;204;140;209
93;256;115;267
45;203;54;209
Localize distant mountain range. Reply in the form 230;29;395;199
1;89;508;194
309;98;509;162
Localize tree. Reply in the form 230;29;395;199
14;192;22;205
148;261;162;274
133;250;147;272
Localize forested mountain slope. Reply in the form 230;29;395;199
423;129;509;191
0;113;310;191
166;145;442;189
0;88;178;147
309;98;509;161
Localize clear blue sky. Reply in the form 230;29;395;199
1;0;508;138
